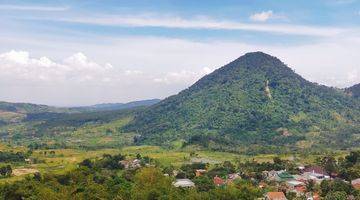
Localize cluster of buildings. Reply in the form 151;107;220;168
262;166;331;199
172;171;242;188
117;157;359;199
171;164;360;200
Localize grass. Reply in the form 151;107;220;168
0;145;351;184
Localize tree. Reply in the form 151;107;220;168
345;151;360;165
324;191;347;200
131;167;174;200
0;165;12;177
223;161;236;174
286;191;297;200
320;179;354;198
321;156;338;176
193;176;214;192
79;159;93;169
306;179;315;193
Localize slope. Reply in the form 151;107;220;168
125;52;360;152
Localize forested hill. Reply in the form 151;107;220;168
0;99;159;127
346;83;360;98
125;52;360;152
0;101;70;113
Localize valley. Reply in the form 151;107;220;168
0;52;359;199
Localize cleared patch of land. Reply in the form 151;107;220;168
12;168;39;176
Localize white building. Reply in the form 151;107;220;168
173;179;195;188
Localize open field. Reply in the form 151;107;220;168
0;143;352;184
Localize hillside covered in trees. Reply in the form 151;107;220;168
125;52;360;152
346;83;360;99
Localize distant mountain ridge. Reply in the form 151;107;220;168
125;52;360;152
73;99;161;111
0;101;70;114
0;99;160;125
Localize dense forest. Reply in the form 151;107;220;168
346;83;360;99
125;52;360;152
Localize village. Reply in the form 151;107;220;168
171;165;359;199
115;151;360;200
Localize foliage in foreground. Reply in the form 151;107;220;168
0;155;262;200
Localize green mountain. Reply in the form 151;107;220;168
0;101;70;114
125;52;360;152
0;99;160;125
0;101;72;124
346;83;360;98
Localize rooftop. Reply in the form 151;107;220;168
173;179;195;188
266;192;287;200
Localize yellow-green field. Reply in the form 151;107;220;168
0;144;350;184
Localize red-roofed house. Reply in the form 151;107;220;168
352;178;360;190
213;176;225;186
265;192;287;200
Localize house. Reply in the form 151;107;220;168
226;173;241;184
305;192;320;200
119;159;141;169
195;169;206;177
213;176;225;186
228;173;241;180
265;192;287;200
119;160;129;168
259;181;267;188
351;178;360;190
264;170;294;182
263;170;278;181
286;180;304;189
292;185;306;196
303;166;330;183
277;171;294;181
173;179;195;188
304;166;329;177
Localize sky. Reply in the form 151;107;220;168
0;0;359;106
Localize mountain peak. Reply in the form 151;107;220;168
231;51;284;68
243;51;275;58
125;52;360;151
188;52;301;92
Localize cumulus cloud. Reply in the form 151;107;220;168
1;35;360;105
250;10;274;22
0;50;140;84
153;67;214;85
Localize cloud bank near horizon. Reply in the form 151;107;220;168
0;35;359;106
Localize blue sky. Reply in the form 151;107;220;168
0;0;359;106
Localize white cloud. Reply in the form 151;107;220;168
0;4;69;11
51;14;348;37
250;10;274;22
0;36;359;105
0;50;142;84
153;67;214;85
